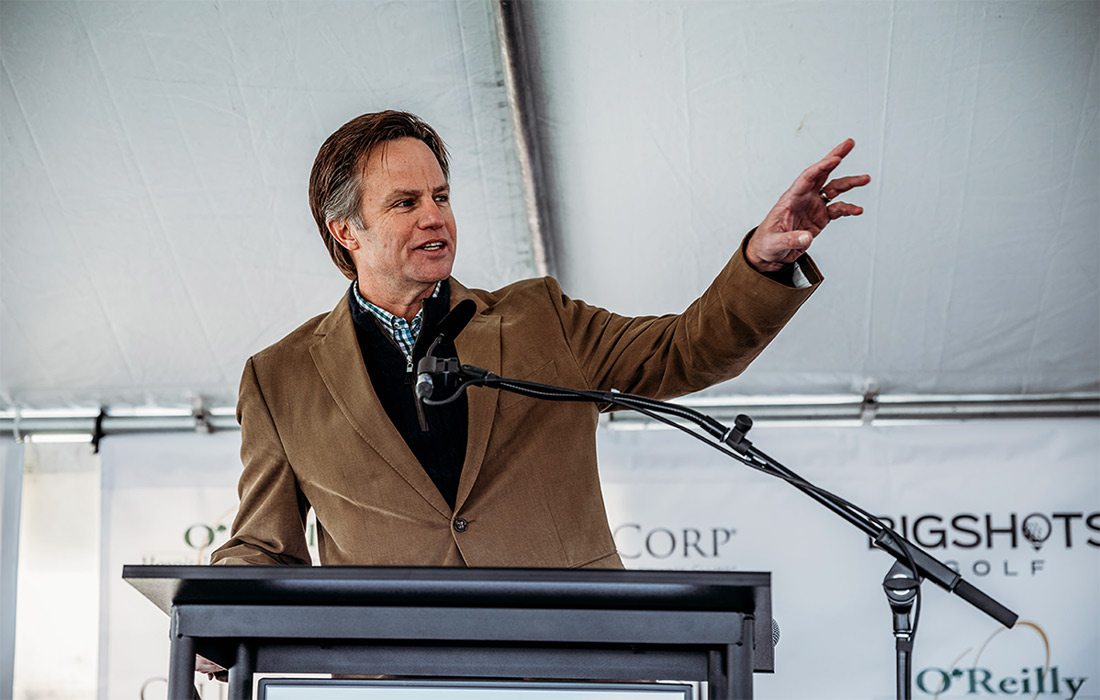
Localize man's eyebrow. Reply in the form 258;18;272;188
383;184;449;200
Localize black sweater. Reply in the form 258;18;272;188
348;283;469;509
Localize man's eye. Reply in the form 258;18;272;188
394;199;414;208
434;194;449;204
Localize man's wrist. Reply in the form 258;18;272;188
744;227;785;273
741;228;793;280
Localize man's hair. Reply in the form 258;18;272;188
309;110;450;280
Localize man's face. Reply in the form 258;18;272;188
349;137;456;301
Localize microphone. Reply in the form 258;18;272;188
429;299;478;347
415;299;477;400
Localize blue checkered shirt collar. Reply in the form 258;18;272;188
350;281;442;360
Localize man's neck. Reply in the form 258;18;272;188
356;280;439;322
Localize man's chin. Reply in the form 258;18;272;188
414;264;455;285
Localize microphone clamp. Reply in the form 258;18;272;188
414;373;434;400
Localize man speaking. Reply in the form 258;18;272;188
210;110;868;569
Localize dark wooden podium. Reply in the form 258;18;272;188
123;566;773;700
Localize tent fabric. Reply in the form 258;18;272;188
2;0;1097;411
1;0;535;408
525;0;1100;398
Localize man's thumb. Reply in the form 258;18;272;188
790;231;813;248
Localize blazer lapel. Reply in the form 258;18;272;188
450;280;501;512
309;298;452;518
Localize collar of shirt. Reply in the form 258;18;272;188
350;281;442;360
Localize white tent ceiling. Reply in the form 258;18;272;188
2;0;1098;413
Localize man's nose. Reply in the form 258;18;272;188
419;200;445;228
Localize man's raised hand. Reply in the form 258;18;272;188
745;138;870;273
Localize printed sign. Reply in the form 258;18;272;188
93;420;1098;699
598;420;1098;699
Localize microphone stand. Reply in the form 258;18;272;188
421;362;1019;700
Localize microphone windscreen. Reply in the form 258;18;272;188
433;299;477;342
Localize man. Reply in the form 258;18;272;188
210;110;868;569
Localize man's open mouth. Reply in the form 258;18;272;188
418;241;446;251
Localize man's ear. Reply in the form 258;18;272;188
328;218;359;251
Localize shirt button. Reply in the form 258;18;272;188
453;517;469;533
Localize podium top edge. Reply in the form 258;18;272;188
121;565;771;616
122;565;770;584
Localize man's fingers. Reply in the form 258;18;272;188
792;156;841;194
195;655;226;675
822;174;871;199
827;201;864;219
793;139;858;195
826;138;856;160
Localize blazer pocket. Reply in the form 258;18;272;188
499;359;560;409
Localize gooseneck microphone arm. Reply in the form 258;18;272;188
421;360;1019;700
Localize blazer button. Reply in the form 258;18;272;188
453;517;469;533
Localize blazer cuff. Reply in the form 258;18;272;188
737;228;823;289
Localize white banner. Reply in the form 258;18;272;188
13;442;101;700
95;420;1098;699
598;419;1099;700
98;432;243;700
1;440;24;700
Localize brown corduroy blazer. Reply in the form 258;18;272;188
210;243;820;568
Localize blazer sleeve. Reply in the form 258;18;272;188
548;233;822;400
209;356;313;566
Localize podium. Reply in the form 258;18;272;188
123;566;774;700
